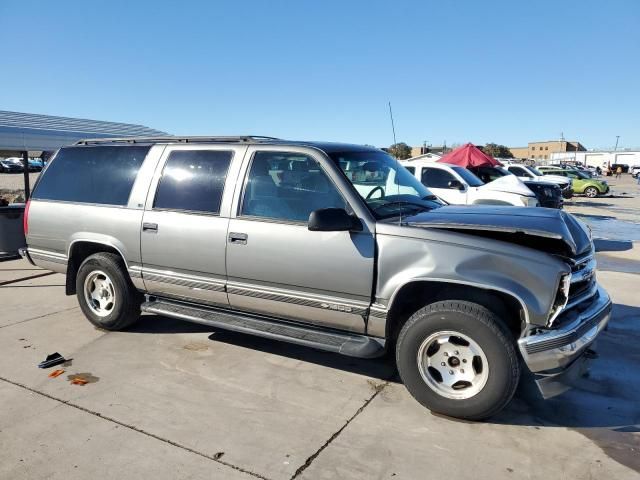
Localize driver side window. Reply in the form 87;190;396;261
422;168;457;188
240;151;347;223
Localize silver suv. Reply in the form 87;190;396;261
21;136;611;420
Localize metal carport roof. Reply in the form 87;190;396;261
0;110;168;199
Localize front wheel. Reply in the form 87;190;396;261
396;301;520;420
584;186;599;198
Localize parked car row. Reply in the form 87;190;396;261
538;166;609;198
0;157;44;173
21;136;611;421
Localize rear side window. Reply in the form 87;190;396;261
153;150;233;214
32;146;150;205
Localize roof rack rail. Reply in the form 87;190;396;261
74;135;280;146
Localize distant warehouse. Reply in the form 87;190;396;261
551;150;640;169
0;110;167;159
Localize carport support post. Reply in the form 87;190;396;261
22;151;30;200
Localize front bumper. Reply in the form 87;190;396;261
518;284;611;395
561;187;574;199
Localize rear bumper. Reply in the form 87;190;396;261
518;284;611;394
18;247;36;266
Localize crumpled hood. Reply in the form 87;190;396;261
402;205;592;257
478;175;535;196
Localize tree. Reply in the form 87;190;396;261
482;143;514;159
388;142;412;159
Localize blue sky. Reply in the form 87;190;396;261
1;0;639;149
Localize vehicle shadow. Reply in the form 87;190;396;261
130;313;398;381
594;238;633;252
129;313;218;334
134;304;640;430
568;201;615;208
207;329;398;381
572;212;617;220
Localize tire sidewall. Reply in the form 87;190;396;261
76;255;132;330
397;306;518;420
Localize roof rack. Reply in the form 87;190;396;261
74;135;280;146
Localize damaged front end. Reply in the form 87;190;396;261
403;205;611;397
517;253;611;397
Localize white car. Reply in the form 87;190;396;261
502;164;573;198
400;160;538;207
631;166;640;178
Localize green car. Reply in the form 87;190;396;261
538;168;609;198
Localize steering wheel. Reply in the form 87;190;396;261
366;186;385;200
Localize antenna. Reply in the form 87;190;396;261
388;101;402;225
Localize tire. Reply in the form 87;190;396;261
76;252;142;330
584;186;598;198
396;301;520;421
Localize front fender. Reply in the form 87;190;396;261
375;226;569;327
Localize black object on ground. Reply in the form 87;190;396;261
38;352;68;369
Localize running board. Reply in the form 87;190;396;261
141;298;385;358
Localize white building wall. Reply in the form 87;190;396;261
550;151;640;168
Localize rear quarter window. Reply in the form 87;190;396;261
32;146;150;205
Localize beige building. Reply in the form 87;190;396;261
410;145;448;157
509;140;586;161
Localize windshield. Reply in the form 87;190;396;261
328;150;443;218
526;166;543;176
451;167;484;187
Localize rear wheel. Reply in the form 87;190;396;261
396;301;520;420
584;186;599;198
76;252;142;330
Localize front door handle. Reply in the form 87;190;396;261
228;232;248;245
143;222;158;232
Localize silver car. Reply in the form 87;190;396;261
21;136;611;420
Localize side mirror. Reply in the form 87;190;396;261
448;180;465;190
308;208;362;232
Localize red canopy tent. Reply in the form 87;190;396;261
437;143;502;167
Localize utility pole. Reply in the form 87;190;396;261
614;136;620;151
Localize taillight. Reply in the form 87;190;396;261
23;199;31;236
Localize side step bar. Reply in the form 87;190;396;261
141;298;385;358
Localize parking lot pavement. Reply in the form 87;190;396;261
0;263;638;480
0;278;394;480
0;257;48;284
0;273;77;328
297;270;640;480
0;381;253;480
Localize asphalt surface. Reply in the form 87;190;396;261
0;175;638;480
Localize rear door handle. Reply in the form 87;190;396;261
143;222;158;232
228;232;248;245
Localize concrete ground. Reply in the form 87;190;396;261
1;177;639;480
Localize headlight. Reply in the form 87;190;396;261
548;273;571;327
521;196;538;207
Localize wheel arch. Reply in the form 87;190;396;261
383;279;527;344
65;240;128;295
